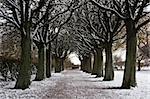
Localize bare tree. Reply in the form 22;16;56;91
90;0;150;88
72;2;124;79
0;0;52;89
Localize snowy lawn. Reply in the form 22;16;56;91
0;69;150;99
0;73;63;99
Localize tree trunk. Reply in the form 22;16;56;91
60;58;64;71
81;57;86;72
15;23;31;89
103;43;114;81
92;51;98;75
138;60;141;71
86;55;92;73
80;59;84;71
122;19;137;88
35;43;46;81
96;48;103;77
46;43;52;78
82;56;90;72
55;57;61;73
82;55;92;73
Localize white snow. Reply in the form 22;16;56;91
0;73;63;99
0;69;150;99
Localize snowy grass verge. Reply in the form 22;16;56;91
0;73;63;99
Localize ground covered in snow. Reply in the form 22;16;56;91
0;69;150;99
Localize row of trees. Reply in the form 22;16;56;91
64;0;150;89
0;0;149;89
0;0;86;89
90;0;150;88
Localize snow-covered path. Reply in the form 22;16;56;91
42;69;150;99
0;69;150;99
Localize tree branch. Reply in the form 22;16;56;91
137;19;150;31
90;0;126;19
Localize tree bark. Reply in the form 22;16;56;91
34;43;46;81
138;60;141;71
54;56;61;73
80;59;84;71
86;55;92;73
15;23;31;89
81;56;86;72
92;51;98;75
122;19;137;88
96;48;103;77
82;55;92;73
60;58;64;71
46;43;52;78
81;56;90;73
103;43;114;81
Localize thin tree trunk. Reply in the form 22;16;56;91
81;56;86;72
60;58;64;71
103;43;114;81
55;57;61;73
79;56;83;71
96;48;103;77
86;55;92;73
83;56;87;72
46;43;52;78
82;55;92;73
92;51;98;75
52;55;55;71
138;60;141;71
80;59;84;71
15;23;31;89
122;19;137;88
35;43;46;81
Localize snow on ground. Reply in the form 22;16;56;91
0;69;150;99
0;73;63;99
